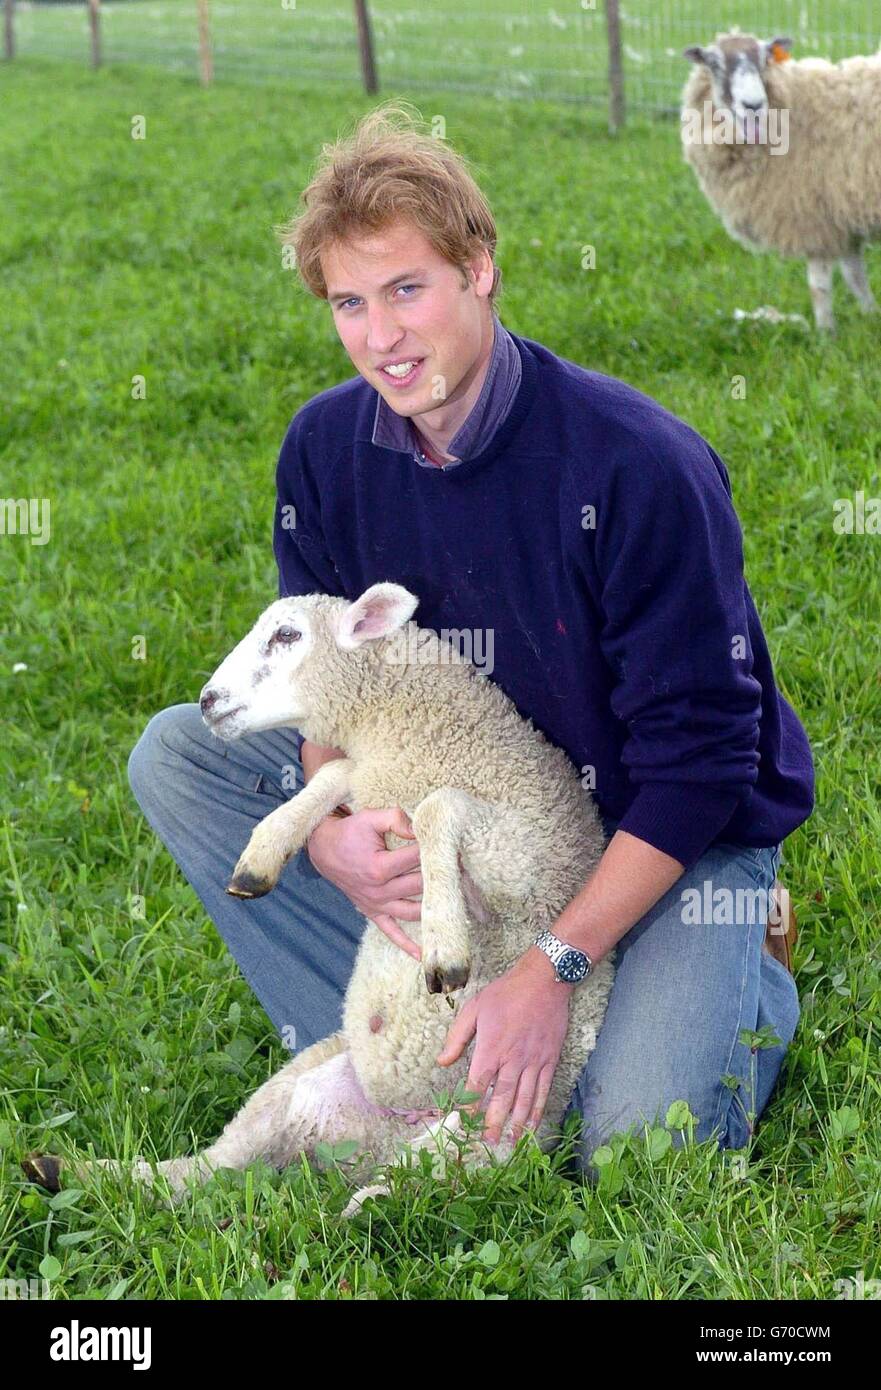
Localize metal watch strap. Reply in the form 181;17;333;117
534;928;592;983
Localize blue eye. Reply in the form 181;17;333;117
396;284;419;296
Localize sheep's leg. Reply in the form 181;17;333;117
807;257;836;332
343;1107;528;1218
342;1111;474;1217
227;757;356;897
24;1033;347;1203
411;789;482;995
115;1045;440;1205
839;246;878;314
412;789;545;995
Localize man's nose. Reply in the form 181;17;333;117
365;304;404;355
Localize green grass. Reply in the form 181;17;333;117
13;0;881;110
1;56;880;1301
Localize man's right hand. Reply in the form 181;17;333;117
306;807;424;961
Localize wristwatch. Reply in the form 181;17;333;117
533;929;593;985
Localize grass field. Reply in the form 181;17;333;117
13;0;881;109
1;53;880;1301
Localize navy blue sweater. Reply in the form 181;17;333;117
273;331;814;870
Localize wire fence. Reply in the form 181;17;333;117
6;1;881;115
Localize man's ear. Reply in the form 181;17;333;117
464;245;495;301
336;583;419;650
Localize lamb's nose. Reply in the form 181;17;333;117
200;687;219;716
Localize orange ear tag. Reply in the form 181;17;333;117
771;43;791;62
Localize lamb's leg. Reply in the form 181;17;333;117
227;757;356;897
839;246;878;314
342;1111;475;1217
411;789;545;995
807;257;836;332
343;1107;533;1218
23;1032;348;1202
411;789;483;995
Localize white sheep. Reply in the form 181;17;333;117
26;584;614;1209
680;30;881;330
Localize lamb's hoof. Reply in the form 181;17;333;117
226;870;273;899
341;1183;391;1219
424;962;470;995
22;1153;63;1193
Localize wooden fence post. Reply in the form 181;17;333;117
89;0;102;69
4;0;14;62
353;0;378;94
605;0;625;132
197;0;213;85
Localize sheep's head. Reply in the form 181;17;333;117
199;583;419;741
684;32;792;142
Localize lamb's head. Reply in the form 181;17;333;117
199;582;419;742
684;31;792;142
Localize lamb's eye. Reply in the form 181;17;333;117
271;625;301;646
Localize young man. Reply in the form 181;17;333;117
128;108;813;1171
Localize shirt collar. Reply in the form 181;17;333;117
370;314;523;471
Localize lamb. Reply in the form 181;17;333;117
680;30;881;331
26;583;614;1211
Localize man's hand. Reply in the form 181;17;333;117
306;807;423;960
436;950;572;1144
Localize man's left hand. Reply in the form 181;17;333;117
436;950;572;1145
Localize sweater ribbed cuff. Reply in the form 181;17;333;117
616;783;743;871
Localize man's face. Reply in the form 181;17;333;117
321;219;495;422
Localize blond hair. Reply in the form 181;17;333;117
277;102;501;306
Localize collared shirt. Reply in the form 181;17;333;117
370;312;523;471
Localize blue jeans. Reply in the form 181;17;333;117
127;704;800;1171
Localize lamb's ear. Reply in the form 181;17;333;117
762;35;793;64
336;583;419;650
683;45;710;65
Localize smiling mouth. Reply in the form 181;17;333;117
378;358;425;389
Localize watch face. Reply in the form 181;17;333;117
557;949;590;984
